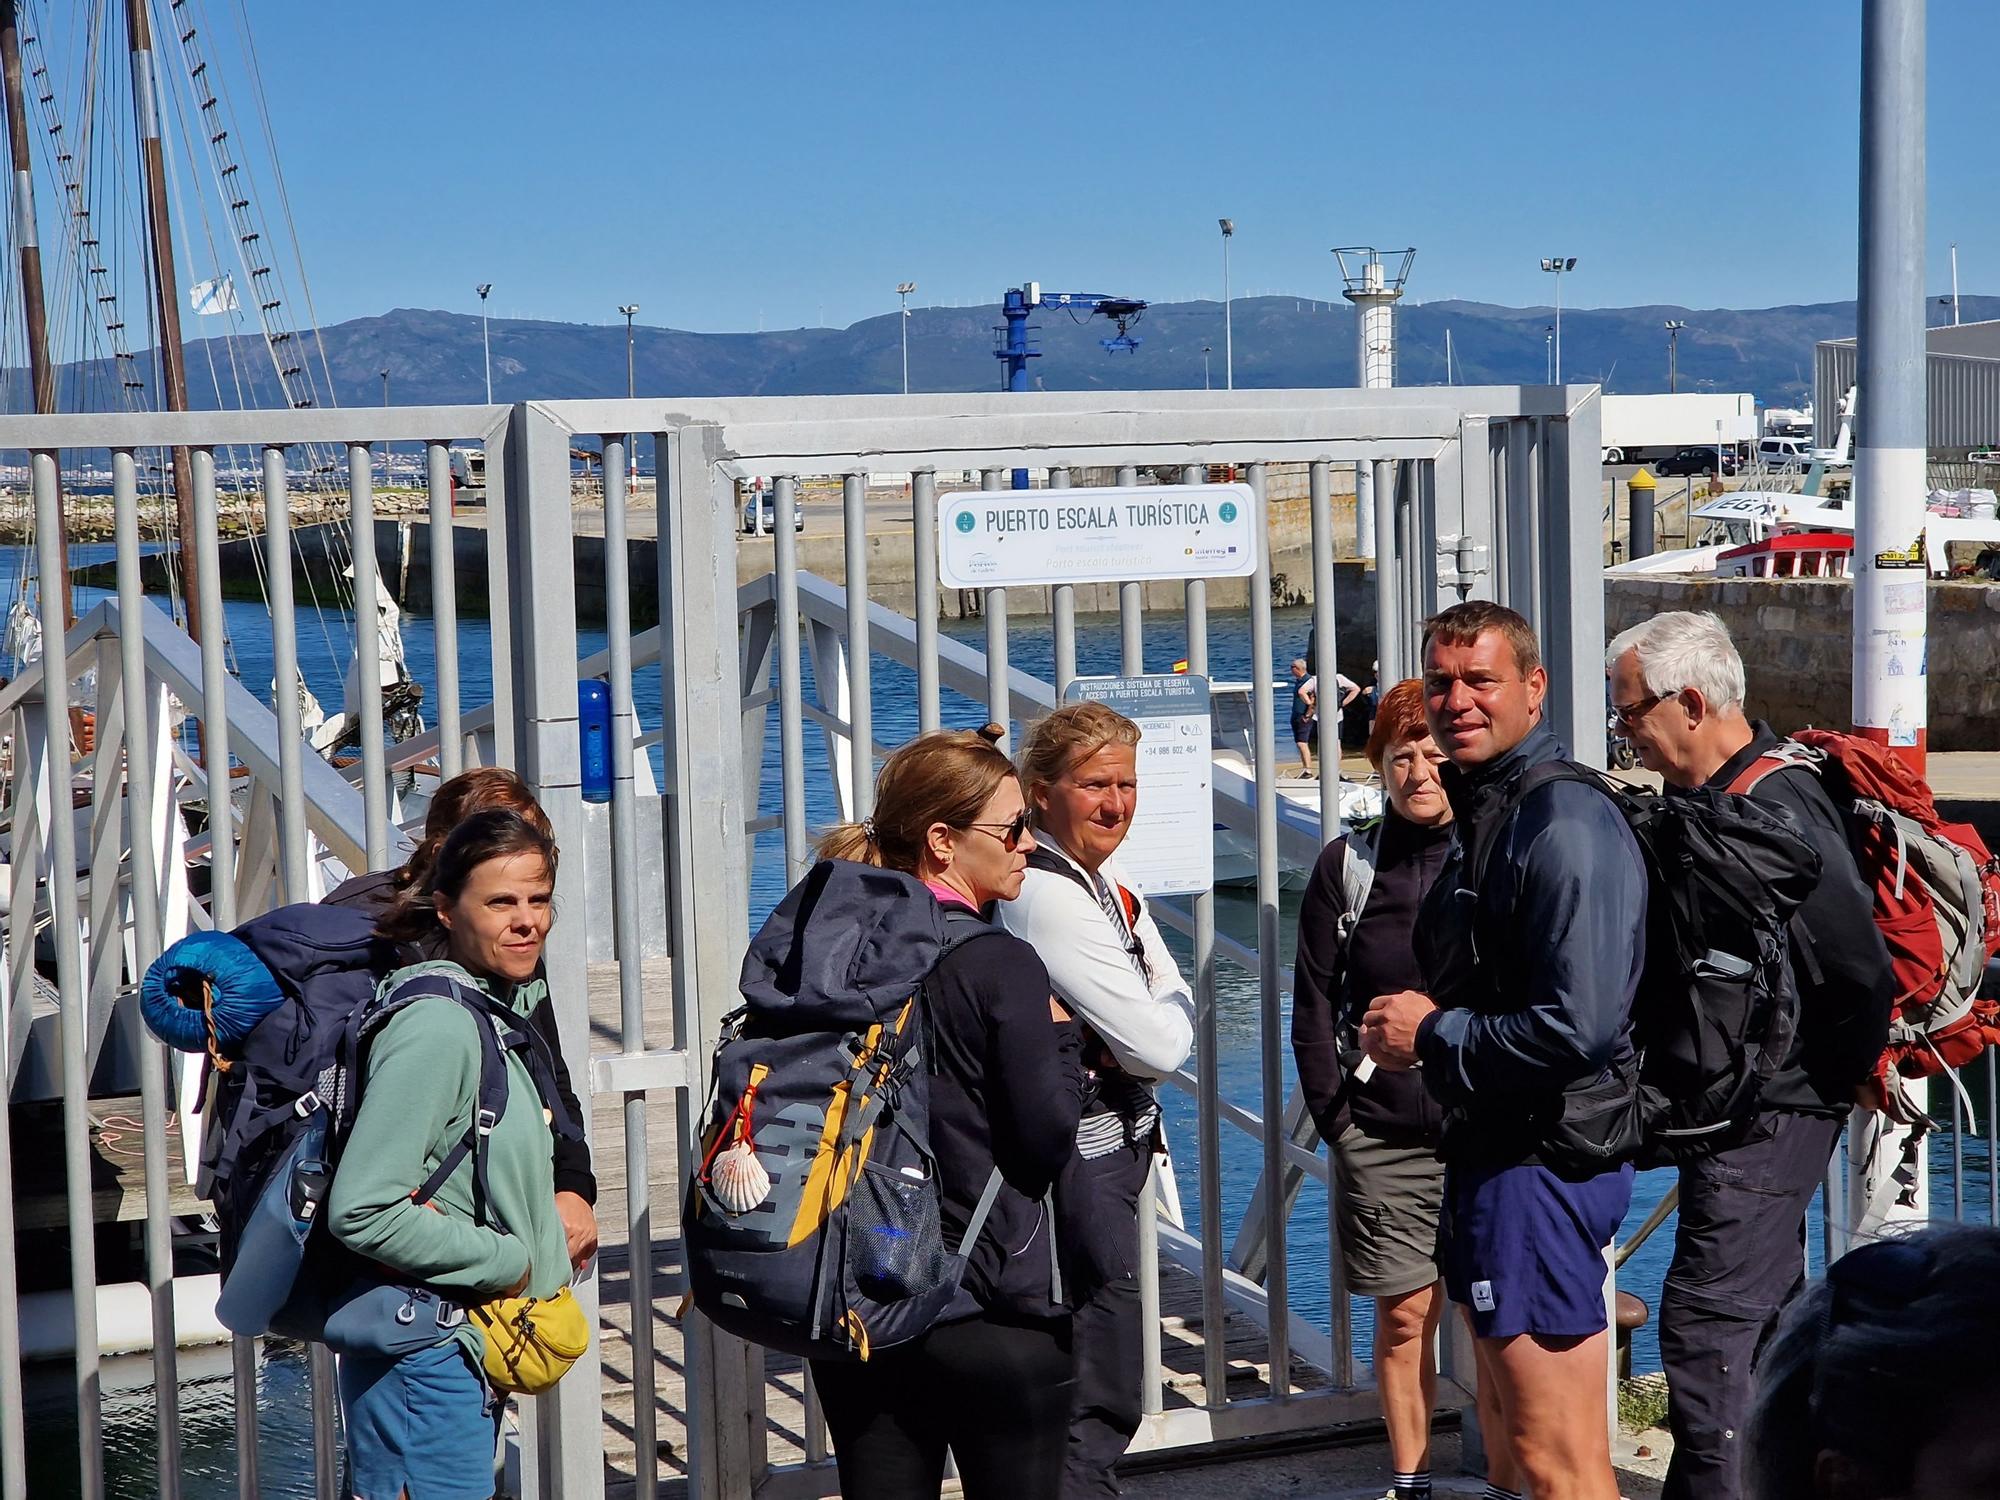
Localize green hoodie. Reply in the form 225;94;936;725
327;960;573;1361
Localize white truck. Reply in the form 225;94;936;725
1600;393;1759;466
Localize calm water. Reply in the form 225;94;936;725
10;560;1993;1495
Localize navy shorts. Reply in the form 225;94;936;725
1439;1159;1634;1340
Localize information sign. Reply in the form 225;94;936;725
1062;674;1213;898
939;483;1259;589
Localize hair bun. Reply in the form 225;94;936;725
976;722;1006;746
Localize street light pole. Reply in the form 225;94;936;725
619;303;639;398
1545;326;1554;384
1541;255;1577;382
1219;218;1234;390
897;281;917;395
1665;319;1686;393
1202;345;1212;390
380;368;390;406
476;283;493;402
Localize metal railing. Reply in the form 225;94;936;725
0;387;1610;1500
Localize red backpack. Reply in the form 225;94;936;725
1728;730;2000;1082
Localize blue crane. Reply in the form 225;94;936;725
993;283;1148;393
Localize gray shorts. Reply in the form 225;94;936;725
1331;1125;1445;1300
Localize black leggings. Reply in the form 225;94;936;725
811;1313;1075;1500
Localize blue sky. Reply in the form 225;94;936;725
219;2;1999;332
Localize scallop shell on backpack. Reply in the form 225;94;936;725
710;1140;772;1214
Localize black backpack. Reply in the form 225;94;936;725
686;860;1034;1362
1465;762;1823;1168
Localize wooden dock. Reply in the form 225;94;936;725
580;962;1332;1498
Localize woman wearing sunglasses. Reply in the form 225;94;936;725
813;725;1086;1500
999;701;1195;1499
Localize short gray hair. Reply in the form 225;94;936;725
1605;611;1746;714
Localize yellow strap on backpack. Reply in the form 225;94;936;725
468;1285;590;1395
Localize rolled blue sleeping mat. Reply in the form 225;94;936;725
140;930;286;1053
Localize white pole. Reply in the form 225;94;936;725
1849;0;1930;1244
1951;240;1961;325
1221;219;1235;391
1554;266;1564;384
1445;327;1454;384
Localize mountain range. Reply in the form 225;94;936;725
33;294;2000;416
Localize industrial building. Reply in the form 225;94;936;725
1816;319;2000;453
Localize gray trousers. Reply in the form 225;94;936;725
1659;1109;1843;1500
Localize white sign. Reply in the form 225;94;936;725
1063;674;1213;898
938;483;1259;589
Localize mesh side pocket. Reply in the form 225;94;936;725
849;1156;950;1303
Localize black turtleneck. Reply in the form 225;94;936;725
1292;809;1454;1147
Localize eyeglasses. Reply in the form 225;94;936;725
963;811;1032;850
1608;692;1668;728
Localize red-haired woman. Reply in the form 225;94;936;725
1292;680;1519;1500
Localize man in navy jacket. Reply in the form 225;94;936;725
1362;602;1643;1500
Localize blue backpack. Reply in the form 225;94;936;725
141;904;579;1339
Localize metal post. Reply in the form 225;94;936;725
349;444;388;869
842;472;874;813
262;441;337;1497
1050;467;1076;694
426;440;463;778
115;447;183;1498
599;432;658;1500
1245;462;1289;1391
1221;218;1235;390
1180;467;1226;1407
1309;460;1340;832
193;446;260;1498
36;450;103;1500
1852;0;1931;1239
478;283;494;402
1372;458;1399;684
912;470;941;731
1853;0;1930;776
775;476;809;879
1355;460;1375;560
661;425;763;1497
978;467;1010;744
1117;464;1143;673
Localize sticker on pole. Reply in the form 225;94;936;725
1062;674;1213;898
938;483;1260;589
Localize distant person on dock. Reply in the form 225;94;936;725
324;767;598;1271
1360;601;1644;1500
1745;1224;2000;1500
1290;659;1320;775
327;811;577;1500
813;727;1086;1500
1001;702;1195;1500
1608;611;1893;1500
1292;678;1521;1500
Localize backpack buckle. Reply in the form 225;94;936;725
293;1090;322;1119
476;1108;498;1136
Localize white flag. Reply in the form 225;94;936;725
189;275;240;316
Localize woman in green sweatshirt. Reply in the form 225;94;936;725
327;809;575;1500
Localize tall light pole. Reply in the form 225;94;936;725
1545;326;1554;384
1219;218;1234;390
896;281;916;394
476;283;493;402
1540;255;1577;382
1202;345;1212;390
379;368;390;406
619;303;639;398
1665;319;1686;393
1950;240;1961;325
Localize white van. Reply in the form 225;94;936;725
1757;436;1813;468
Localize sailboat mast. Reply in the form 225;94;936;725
125;0;200;642
0;0;70;626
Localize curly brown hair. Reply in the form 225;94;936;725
376;808;559;948
392;768;552;896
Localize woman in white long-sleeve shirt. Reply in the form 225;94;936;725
1000;702;1195;1499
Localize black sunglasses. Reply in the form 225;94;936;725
963;812;1032;851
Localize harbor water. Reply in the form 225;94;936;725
11;555;1995;1495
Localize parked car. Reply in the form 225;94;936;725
1756;435;1814;468
1654;446;1739;477
740;490;805;534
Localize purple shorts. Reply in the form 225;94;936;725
1439;1158;1634;1340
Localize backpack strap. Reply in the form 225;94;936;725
1463;760;1600;892
1335;819;1383;945
1724;740;1821;797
